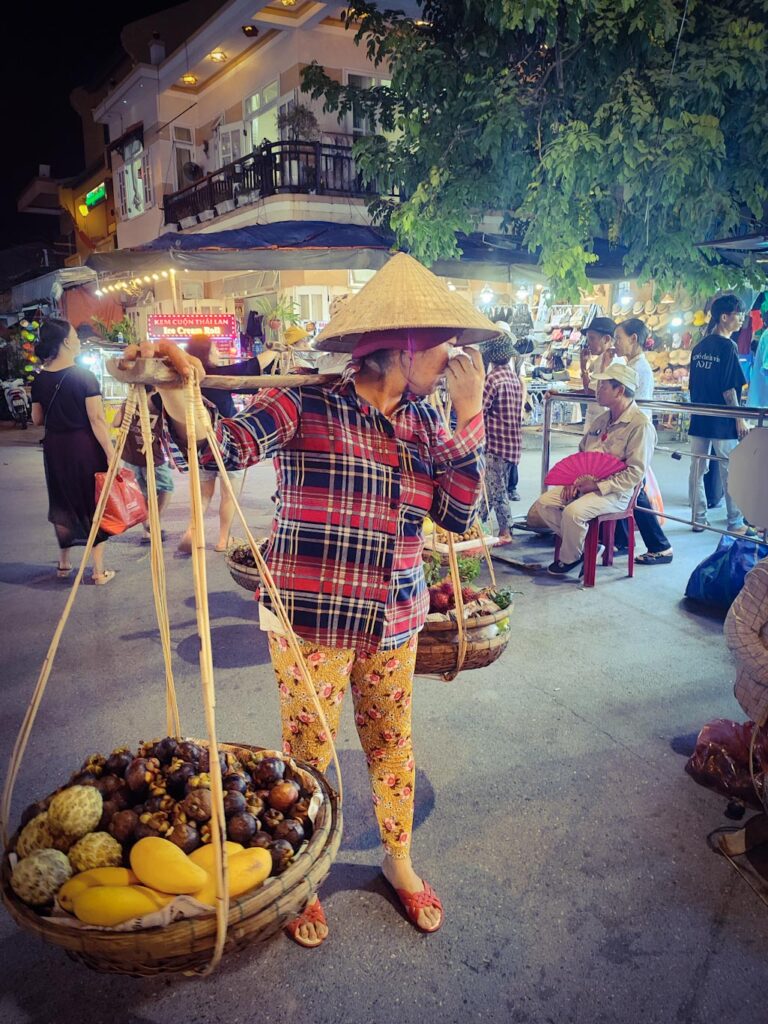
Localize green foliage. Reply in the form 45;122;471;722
456;554;482;583
302;0;768;296
423;549;444;586
92;317;136;344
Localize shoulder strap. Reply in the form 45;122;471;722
43;369;74;430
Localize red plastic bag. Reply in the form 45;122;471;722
644;466;666;525
685;718;768;808
95;469;148;535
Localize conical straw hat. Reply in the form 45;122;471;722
313;252;501;352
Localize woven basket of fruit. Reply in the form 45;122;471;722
226;540;268;593
1;739;342;976
416;581;513;677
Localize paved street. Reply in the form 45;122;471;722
1;420;766;1024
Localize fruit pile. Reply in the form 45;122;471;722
428;579;482;613
228;540;267;569
8;740;317;925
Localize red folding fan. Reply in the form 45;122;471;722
544;451;627;486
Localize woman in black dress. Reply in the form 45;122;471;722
30;319;116;583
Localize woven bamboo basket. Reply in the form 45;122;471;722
415;606;512;676
226;558;262;593
0;742;342;977
226;542;268;593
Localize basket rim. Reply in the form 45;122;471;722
421;604;512;633
1;742;340;953
225;557;262;577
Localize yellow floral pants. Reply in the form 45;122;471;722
267;632;417;859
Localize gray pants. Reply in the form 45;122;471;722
484;452;512;535
688;436;744;529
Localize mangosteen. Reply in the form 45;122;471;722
222;772;248;794
152;737;178;765
269;839;294;875
96;774;123;798
199;747;227;775
268;780;300;813
70;771;100;788
182;789;213;823
109;780;131;811
104;748;134;776
165;759;196;798
223;791;247;818
226;812;258;844
176;740;203;765
248;831;272;850
98;798;120;831
185;773;211;794
251;757;285;788
134;820;164;842
273;818;305;851
125;757;151;794
166;822;201;854
262;808;284;833
144;794;176;815
245;794;266;818
109;809;139;844
255;788;271;803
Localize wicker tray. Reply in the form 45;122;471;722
1;742;342;976
415;605;512;676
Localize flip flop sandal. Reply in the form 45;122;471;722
636;552;673;565
284;897;328;948
93;570;116;586
393;879;444;934
56;566;73;579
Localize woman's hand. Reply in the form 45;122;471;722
446;347;485;430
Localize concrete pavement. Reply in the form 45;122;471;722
0;419;766;1024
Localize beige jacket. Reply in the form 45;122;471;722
580;402;657;501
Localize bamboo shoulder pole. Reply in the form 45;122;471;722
105;358;339;392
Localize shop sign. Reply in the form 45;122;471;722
86;182;107;209
147;313;238;342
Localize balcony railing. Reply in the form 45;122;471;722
163;140;396;227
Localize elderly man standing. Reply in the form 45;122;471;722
529;363;655;577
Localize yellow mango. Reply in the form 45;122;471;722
188;841;244;871
192;847;272;907
73;885;160;926
130;836;207;894
58;867;138;912
75;866;138;887
131;885;175;910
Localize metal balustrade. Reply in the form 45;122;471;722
540;394;768;543
163;141;396;226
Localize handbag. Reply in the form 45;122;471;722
95;468;148;535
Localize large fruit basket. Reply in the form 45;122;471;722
1;741;342;977
415;605;511;676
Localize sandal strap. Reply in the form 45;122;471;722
395;880;443;918
285;897;327;943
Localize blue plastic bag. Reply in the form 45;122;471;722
685;535;768;610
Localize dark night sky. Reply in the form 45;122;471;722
0;2;172;250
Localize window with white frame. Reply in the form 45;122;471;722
295;287;328;323
347;74;391;140
244;80;279;149
116;139;153;219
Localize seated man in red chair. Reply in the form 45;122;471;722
529;363;656;577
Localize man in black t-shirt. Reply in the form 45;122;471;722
688;311;751;534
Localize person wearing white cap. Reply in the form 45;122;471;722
529;363;657;576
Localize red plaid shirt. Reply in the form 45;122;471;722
482;364;522;463
166;365;484;653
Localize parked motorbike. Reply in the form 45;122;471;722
0;379;31;429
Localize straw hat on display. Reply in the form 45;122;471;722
313;253;503;352
644;300;657;316
632;300;644;315
283;325;310;347
692;310;707;327
612;303;622;318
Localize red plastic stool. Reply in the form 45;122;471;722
554;484;641;588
